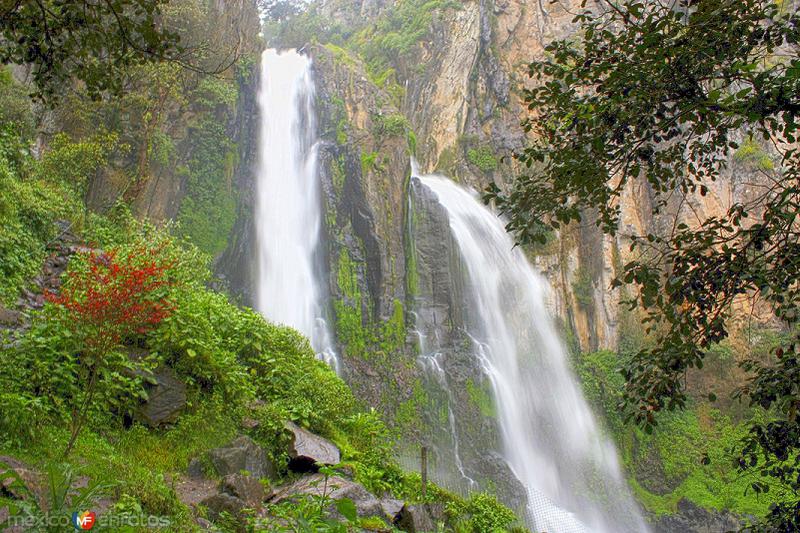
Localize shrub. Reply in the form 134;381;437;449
46;243;177;455
467;145;498;173
447;492;519;532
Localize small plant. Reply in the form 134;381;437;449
466;145;498;173
0;462;111;533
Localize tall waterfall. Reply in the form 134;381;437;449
254;49;337;370
414;172;648;533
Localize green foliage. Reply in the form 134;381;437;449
0;127;81;305
194;77;238;110
0;67;34;139
571;267;593;309
577;350;778;518
176;117;238;257
373;113;411;137
37;132;123;194
360;150;382;175
0;462;112;532
446;492;518;533
0;0;182;102
734;135;774;171
465;378;496;419
466;146;498;173
352;0;462;74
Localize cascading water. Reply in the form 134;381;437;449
254;49;338;371
413;171;649;533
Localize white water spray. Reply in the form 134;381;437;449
254;49;338;371
414;172;648;533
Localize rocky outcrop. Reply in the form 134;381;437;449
652;499;743;533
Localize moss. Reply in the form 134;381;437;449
436;145;458;175
360;150;381;175
571;267;593;309
734;136;774;171
466;145;498;173
176;118;238;257
334;248;369;359
407;128;417;155
405;235;420;297
380;299;406;353
465;378;495;418
332;154;347;196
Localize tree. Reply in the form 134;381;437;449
46;244;175;455
259;0;303;22
485;0;800;528
0;0;184;102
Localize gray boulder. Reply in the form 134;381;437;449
220;473;267;506
200;493;246;522
379;498;405;521
272;474;393;520
284;421;341;472
137;366;186;427
0;305;21;327
394;504;437;533
208;436;276;480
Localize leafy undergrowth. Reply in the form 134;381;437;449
0;207;522;532
578;350;781;519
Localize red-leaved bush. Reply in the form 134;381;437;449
47;245;175;351
45;243;176;455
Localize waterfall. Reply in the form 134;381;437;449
413;172;649;533
254;49;338;371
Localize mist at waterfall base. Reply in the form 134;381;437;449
413;171;649;533
254;49;338;371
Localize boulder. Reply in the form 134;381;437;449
187;458;205;479
272;474;388;519
284;421;340;472
200;493;246;522
208;436;276;480
394;504;436;533
0;305;21;327
137;366;187;427
220;473;267;506
379;498;405;521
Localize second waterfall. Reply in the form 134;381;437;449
254;49;338;370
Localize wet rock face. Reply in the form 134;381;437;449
652;498;743;533
407;178;466;351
